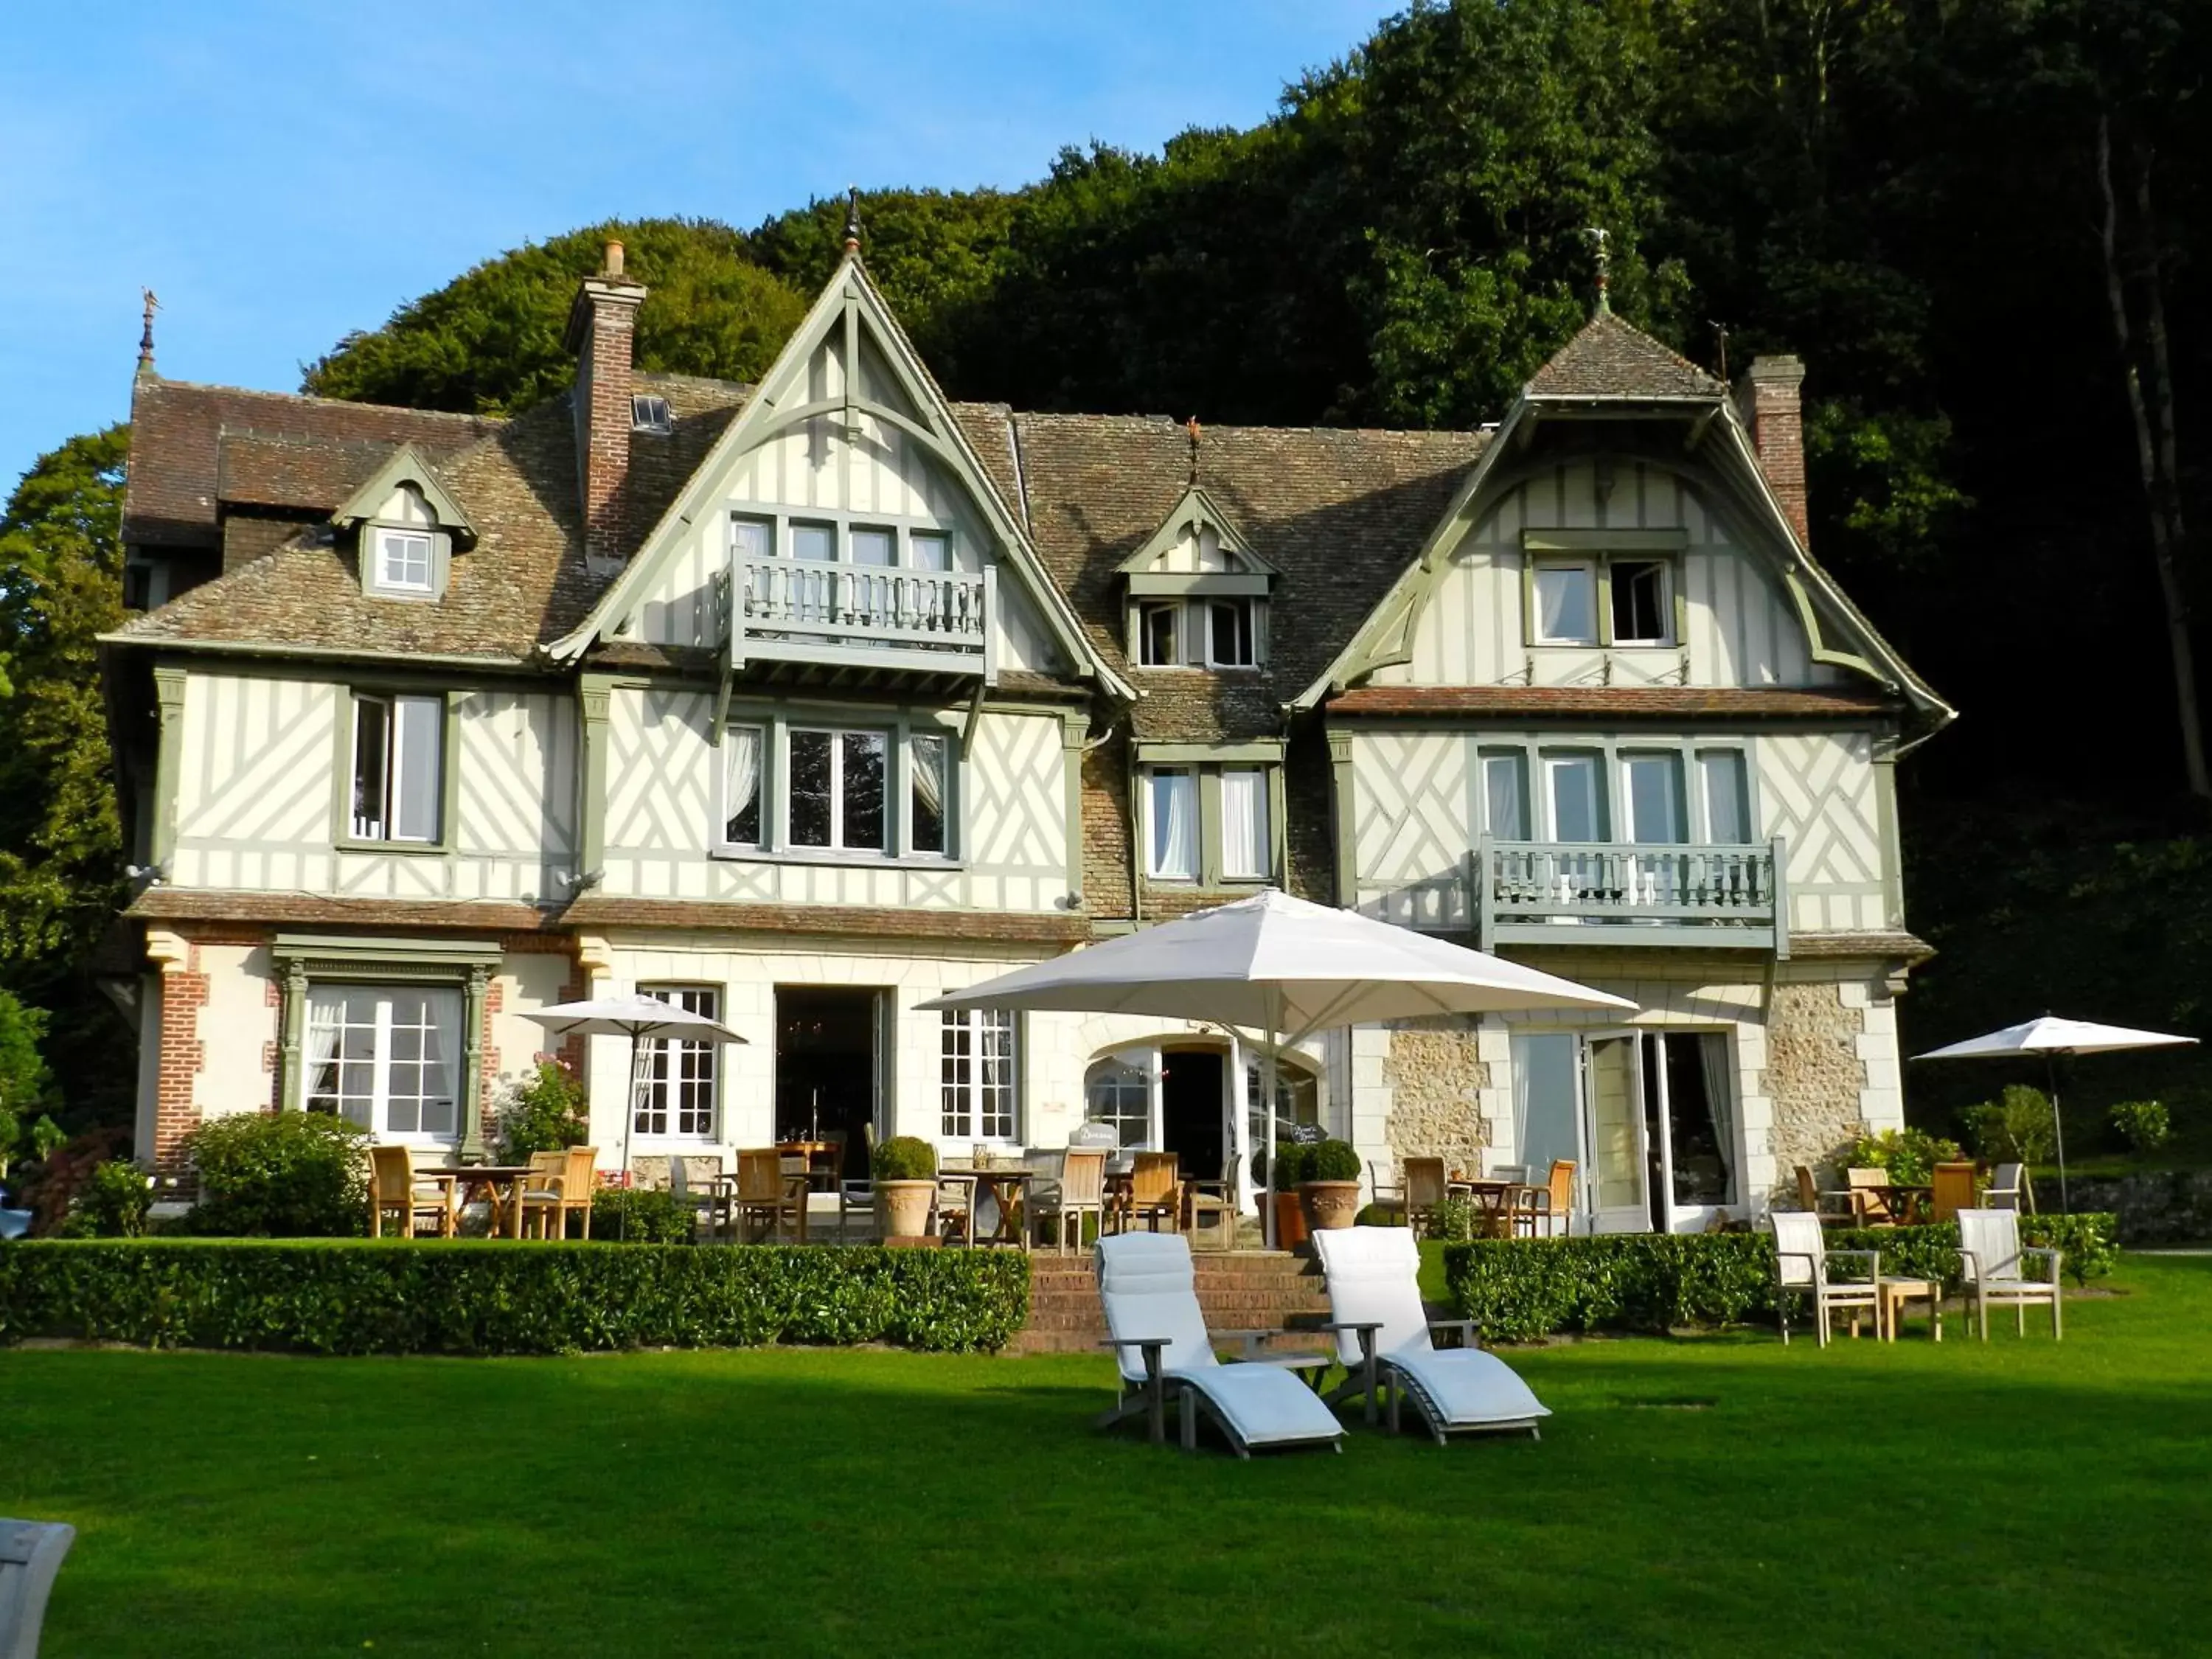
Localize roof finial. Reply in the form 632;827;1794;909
844;187;862;255
1584;228;1611;315
1186;416;1202;485
136;287;159;374
1710;319;1731;381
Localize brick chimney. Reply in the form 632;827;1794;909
566;240;648;566
1739;355;1809;550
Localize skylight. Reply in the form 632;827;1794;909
631;394;673;434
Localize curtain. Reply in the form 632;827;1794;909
723;726;760;843
1152;771;1196;877
1220;769;1267;878
393;695;442;842
423;989;462;1139
1700;751;1750;843
304;990;345;1116
913;733;945;816
1534;566;1594;641
1484;754;1528;840
1699;1033;1738;1204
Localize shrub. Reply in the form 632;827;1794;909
2110;1099;2171;1154
0;1239;1032;1354
1305;1138;1361;1183
0;1103;65;1189
494;1060;588;1163
66;1160;153;1238
1424;1194;1480;1242
585;1186;694;1244
1959;1085;2056;1166
1848;1126;1964;1186
180;1111;369;1237
1265;1142;1311;1187
873;1135;937;1181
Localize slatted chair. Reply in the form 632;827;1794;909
1770;1210;1882;1346
1794;1164;1857;1228
1121;1152;1181;1234
1958;1208;2063;1340
367;1145;456;1239
736;1149;803;1243
1402;1158;1450;1235
1034;1148;1109;1253
838;1121;879;1240
1183;1157;1239;1252
667;1152;731;1242
1846;1166;1897;1225
518;1147;597;1239
1511;1159;1576;1238
934;1173;976;1247
1930;1160;1979;1224
0;1518;74;1659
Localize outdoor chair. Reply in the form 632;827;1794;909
1119;1152;1180;1234
1312;1227;1549;1444
1183;1158;1239;1252
1984;1162;2028;1212
736;1149;803;1242
1402;1158;1449;1236
837;1121;878;1239
1093;1231;1343;1457
1957;1208;2063;1340
1486;1162;1529;1183
1368;1160;1407;1225
1769;1210;1882;1346
0;1517;74;1659
1794;1165;1857;1227
519;1147;597;1239
1930;1160;1978;1223
1520;1159;1576;1237
934;1174;976;1247
1034;1148;1108;1252
667;1152;731;1242
367;1145;456;1239
1846;1166;1896;1225
812;1130;848;1193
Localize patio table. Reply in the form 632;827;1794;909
710;1169;810;1243
942;1165;1032;1248
1877;1276;1942;1342
1862;1183;1934;1226
1449;1178;1525;1239
420;1164;535;1239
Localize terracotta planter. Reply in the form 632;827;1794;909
1273;1190;1310;1251
1300;1180;1363;1232
877;1178;936;1239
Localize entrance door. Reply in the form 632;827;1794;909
1159;1048;1225;1181
775;987;880;1180
1581;1034;1649;1232
1638;1031;1738;1233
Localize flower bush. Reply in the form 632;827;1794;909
178;1110;369;1237
493;1060;588;1164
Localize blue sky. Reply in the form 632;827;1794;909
0;0;1388;497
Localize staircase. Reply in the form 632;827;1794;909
1011;1247;1332;1355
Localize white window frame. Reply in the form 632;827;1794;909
732;511;964;571
722;723;765;849
940;1008;1019;1144
1138;601;1183;667
1218;767;1270;880
1698;748;1754;844
1531;560;1600;645
1609;557;1674;647
636;984;720;1141
349;692;444;845
1206;598;1256;668
785;726;891;855
1084;1053;1154;1150
371;526;435;597
1542;751;1607;843
304;983;462;1146
1620;751;1688;846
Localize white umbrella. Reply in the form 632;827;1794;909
1913;1015;2197;1211
519;994;748;1186
919;889;1633;1245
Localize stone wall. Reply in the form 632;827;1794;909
1762;980;1868;1189
2067;1170;2212;1245
1382;1020;1489;1171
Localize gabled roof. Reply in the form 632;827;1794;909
330;442;476;548
1523;311;1725;402
1114;483;1277;577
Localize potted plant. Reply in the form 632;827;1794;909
873;1135;939;1238
1298;1138;1364;1232
1265;1141;1312;1249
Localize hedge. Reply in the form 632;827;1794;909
1444;1214;2119;1343
0;1239;1030;1356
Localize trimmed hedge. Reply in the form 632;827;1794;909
0;1239;1030;1356
1444;1214;2119;1343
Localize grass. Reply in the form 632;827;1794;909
5;1256;2211;1658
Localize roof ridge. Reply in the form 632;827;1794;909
142;376;507;424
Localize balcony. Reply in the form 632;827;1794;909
731;557;996;683
1358;838;1787;956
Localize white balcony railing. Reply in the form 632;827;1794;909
730;556;995;681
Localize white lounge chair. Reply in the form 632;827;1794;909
1770;1210;1882;1345
1311;1226;1549;1445
1;1517;74;1659
1958;1208;2063;1340
1093;1232;1343;1457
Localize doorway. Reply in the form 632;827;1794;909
1159;1047;1225;1180
774;987;880;1180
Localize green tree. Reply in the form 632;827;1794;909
0;987;53;1120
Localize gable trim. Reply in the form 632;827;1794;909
1114;484;1276;578
329;442;476;548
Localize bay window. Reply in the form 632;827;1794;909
350;692;444;844
941;1008;1018;1141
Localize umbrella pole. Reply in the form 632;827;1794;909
1262;986;1281;1252
619;1027;644;1244
2046;1051;2068;1214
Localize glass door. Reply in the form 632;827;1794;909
1639;1031;1739;1233
1580;1034;1649;1232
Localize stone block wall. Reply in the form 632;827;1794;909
1764;979;1874;1189
1381;1020;1489;1172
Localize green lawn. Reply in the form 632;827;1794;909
6;1256;2210;1658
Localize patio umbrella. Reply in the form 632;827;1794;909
1912;1015;2197;1211
519;994;748;1189
919;889;1634;1245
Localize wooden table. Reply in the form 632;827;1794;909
1862;1184;1934;1226
711;1170;810;1243
1449;1178;1526;1238
420;1164;535;1239
1878;1276;1941;1342
776;1139;840;1192
942;1166;1032;1248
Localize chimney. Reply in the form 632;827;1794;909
1739;355;1809;549
565;239;648;566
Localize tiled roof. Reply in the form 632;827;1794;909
561;894;1089;944
128;887;552;933
216;432;409;512
1524;312;1725;401
123;377;501;549
1327;686;1899;720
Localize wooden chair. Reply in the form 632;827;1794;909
1368;1160;1407;1225
1795;1164;1857;1227
367;1145;455;1239
667;1152;730;1242
1034;1148;1108;1252
838;1124;878;1239
1770;1211;1882;1346
1;1517;74;1659
1183;1157;1238;1252
736;1149;803;1243
934;1174;976;1247
1846;1167;1896;1225
1403;1158;1449;1235
1122;1152;1181;1234
1512;1160;1576;1237
519;1147;597;1239
1930;1161;1978;1224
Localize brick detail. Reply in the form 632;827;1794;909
153;964;212;1172
1742;355;1809;550
479;975;506;1146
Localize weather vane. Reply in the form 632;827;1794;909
1186;416;1202;485
844;186;861;254
1584;229;1610;314
137;287;160;371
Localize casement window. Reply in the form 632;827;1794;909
1135;596;1266;669
1208;599;1256;667
351;693;443;844
734;512;965;571
1531;557;1677;648
1699;749;1753;843
910;731;949;856
715;718;956;861
372;527;434;595
1621;751;1689;846
941;1008;1018;1141
1085;1055;1152;1149
1138;602;1182;667
1611;560;1671;645
630;394;673;434
1219;768;1270;880
1532;563;1600;645
723;725;764;846
1483;751;1531;841
636;985;719;1139
1144;768;1199;880
1544;753;1607;843
305;984;461;1142
788;728;888;853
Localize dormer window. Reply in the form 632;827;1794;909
1120;484;1278;672
1523;529;1686;650
332;445;475;603
1611;560;1671;645
1139;603;1181;667
631;394;673;434
374;527;434;595
1208;599;1256;667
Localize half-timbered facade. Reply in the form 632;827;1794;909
100;240;1950;1231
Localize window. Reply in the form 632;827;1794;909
1611;560;1670;644
1220;768;1270;880
636;986;718;1138
373;527;434;595
1545;754;1605;843
911;731;949;856
1139;602;1181;666
941;1009;1018;1141
909;530;950;571
723;726;762;846
731;517;773;561
851;527;895;567
351;693;443;843
1208;599;1255;667
1700;749;1752;844
1533;563;1599;644
1085;1056;1152;1148
305;984;461;1141
1482;751;1530;841
1245;1057;1319;1144
1145;768;1198;879
792;521;835;562
630;394;673;434
787;728;888;852
1621;752;1688;845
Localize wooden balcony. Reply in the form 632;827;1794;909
731;556;996;683
1357;838;1787;956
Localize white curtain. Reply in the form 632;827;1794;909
304;990;345;1116
723;726;760;843
1151;771;1197;878
1220;769;1267;879
913;734;945;817
423;989;463;1139
392;695;442;843
1534;565;1594;641
1699;1033;1738;1204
